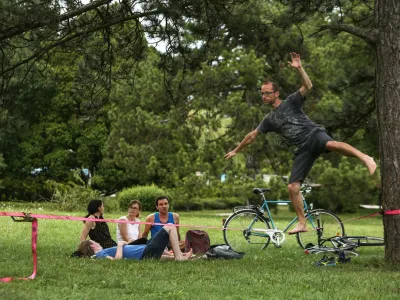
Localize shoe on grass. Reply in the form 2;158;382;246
314;255;337;267
313;255;330;266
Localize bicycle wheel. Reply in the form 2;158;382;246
296;209;345;249
342;236;384;246
223;209;271;253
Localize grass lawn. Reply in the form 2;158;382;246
0;202;399;300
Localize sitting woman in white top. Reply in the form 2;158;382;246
116;200;143;244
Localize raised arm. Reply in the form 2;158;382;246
224;129;260;159
288;52;312;97
141;214;154;239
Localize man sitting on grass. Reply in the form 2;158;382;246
78;224;192;261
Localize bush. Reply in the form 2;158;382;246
172;196;246;211
118;185;168;211
167;172;287;211
173;197;204;211
202;197;246;210
44;180;100;211
103;196;121;213
307;157;380;213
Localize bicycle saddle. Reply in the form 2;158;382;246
253;188;271;194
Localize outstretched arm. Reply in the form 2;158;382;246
224;129;259;159
288;52;312;97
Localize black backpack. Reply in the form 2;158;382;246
205;244;244;260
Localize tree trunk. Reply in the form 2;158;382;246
375;0;400;263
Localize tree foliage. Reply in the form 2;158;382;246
0;0;382;220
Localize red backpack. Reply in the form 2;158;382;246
184;230;211;254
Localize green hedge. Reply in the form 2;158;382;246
103;196;120;213
44;179;101;211
173;196;246;211
173;197;204;211
202;197;246;210
117;185;168;211
307;157;380;213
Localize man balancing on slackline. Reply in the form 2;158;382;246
224;52;377;234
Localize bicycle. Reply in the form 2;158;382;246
305;235;384;257
222;184;345;253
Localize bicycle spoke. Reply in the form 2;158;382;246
297;210;345;249
223;210;271;253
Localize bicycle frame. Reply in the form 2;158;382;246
223;185;343;250
257;191;312;233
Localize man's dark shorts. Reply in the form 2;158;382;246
141;228;169;260
289;130;334;184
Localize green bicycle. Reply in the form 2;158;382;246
223;184;345;252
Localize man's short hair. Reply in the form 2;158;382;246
78;241;95;257
155;195;169;207
262;80;279;92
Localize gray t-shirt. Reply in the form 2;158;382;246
256;90;323;148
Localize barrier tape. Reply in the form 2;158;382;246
0;216;37;283
1;208;399;282
339;209;400;226
1;209;399;229
0;211;225;229
383;209;400;215
0;210;227;283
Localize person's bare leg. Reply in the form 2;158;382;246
163;225;191;260
326;141;377;175
287;182;308;234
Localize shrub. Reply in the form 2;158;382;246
307;157;380;213
118;185;168;211
103;196;120;213
173;197;204;211
168;172;285;211
44;180;100;211
202;197;246;210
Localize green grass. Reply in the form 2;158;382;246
0;203;399;300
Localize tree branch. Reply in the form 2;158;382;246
0;0;113;42
0;9;163;77
312;24;378;45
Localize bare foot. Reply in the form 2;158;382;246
176;249;193;261
288;224;308;235
183;249;193;259
364;156;377;175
